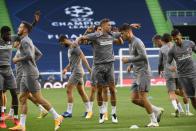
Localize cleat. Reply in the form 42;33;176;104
146;121;159;127
175;109;179;117
4;115;14;120
13;118;20;125
55;116;63;131
99;113;105;124
104;112;108;120
171;111;184;116
0;120;7;128
186;112;194;116
9;125;25;131
86;111;93;119
62;112;72;118
82;112;88;118
157;108;164;123
37;110;48;119
111;114;118;123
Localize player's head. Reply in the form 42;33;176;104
100;18;111;33
13;36;21;49
171;29;182;45
0;26;11;41
152;34;162;48
18;21;32;36
161;33;172;44
58;35;72;47
119;23;133;41
94;25;101;33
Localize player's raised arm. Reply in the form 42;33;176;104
31;10;40;28
112;27;123;45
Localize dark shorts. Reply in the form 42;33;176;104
131;74;151;93
68;73;84;86
20;75;41;93
0;68;17;91
94;62;115;86
179;76;196;98
166;78;183;91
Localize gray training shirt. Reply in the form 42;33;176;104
159;43;178;79
127;36;151;77
14;46;42;78
68;44;84;74
86;31;121;64
167;40;196;77
18;35;40;76
0;35;17;66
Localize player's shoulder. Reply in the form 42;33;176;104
183;40;195;45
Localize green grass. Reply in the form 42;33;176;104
2;86;196;131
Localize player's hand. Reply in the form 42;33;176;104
158;71;163;78
130;24;141;29
13;57;20;63
122;57;128;64
113;27;119;32
170;66;176;72
34;11;40;22
62;69;67;75
86;26;94;33
126;65;132;73
88;68;92;74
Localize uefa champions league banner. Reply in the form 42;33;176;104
6;0;155;46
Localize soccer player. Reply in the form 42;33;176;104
74;18;126;124
0;26;19;129
81;25;110;120
158;33;193;116
152;34;162;48
58;35;92;118
9;21;63;131
120;23;163;127
168;29;196;110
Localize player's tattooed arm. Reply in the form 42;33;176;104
62;64;70;75
73;36;87;47
80;26;95;45
80;52;92;74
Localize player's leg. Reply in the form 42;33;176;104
86;86;96;119
2;91;7;116
103;86;108;120
28;93;48;118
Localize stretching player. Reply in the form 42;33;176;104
9;21;63;131
120;23;163;127
168;29;196;110
82;25;109;120
58;35;91;118
158;33;193;116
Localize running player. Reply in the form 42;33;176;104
158;33;193;116
58;35;92;118
168;29;196;110
9;21;63;131
120;23;163;127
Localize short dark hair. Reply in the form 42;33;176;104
119;23;132;32
171;29;180;37
161;33;172;43
94;25;101;31
14;36;21;42
22;21;32;33
152;34;162;41
1;26;11;35
58;34;67;42
100;18;110;26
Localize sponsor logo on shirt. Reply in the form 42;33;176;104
178;54;191;61
99;40;113;46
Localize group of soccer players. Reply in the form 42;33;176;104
0;14;196;131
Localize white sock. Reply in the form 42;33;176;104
172;100;178;110
99;106;104;114
103;102;108;113
185;103;190;113
1;107;4;112
8;108;14;116
0;117;2;121
49;108;59;119
67;103;73;114
85;102;90;112
14;115;18;119
177;103;184;113
19;114;26;127
111;106;116;115
3;106;6;111
89;102;93;112
38;104;45;112
149;113;157;123
151;105;160;113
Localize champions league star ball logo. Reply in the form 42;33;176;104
65;6;93;18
